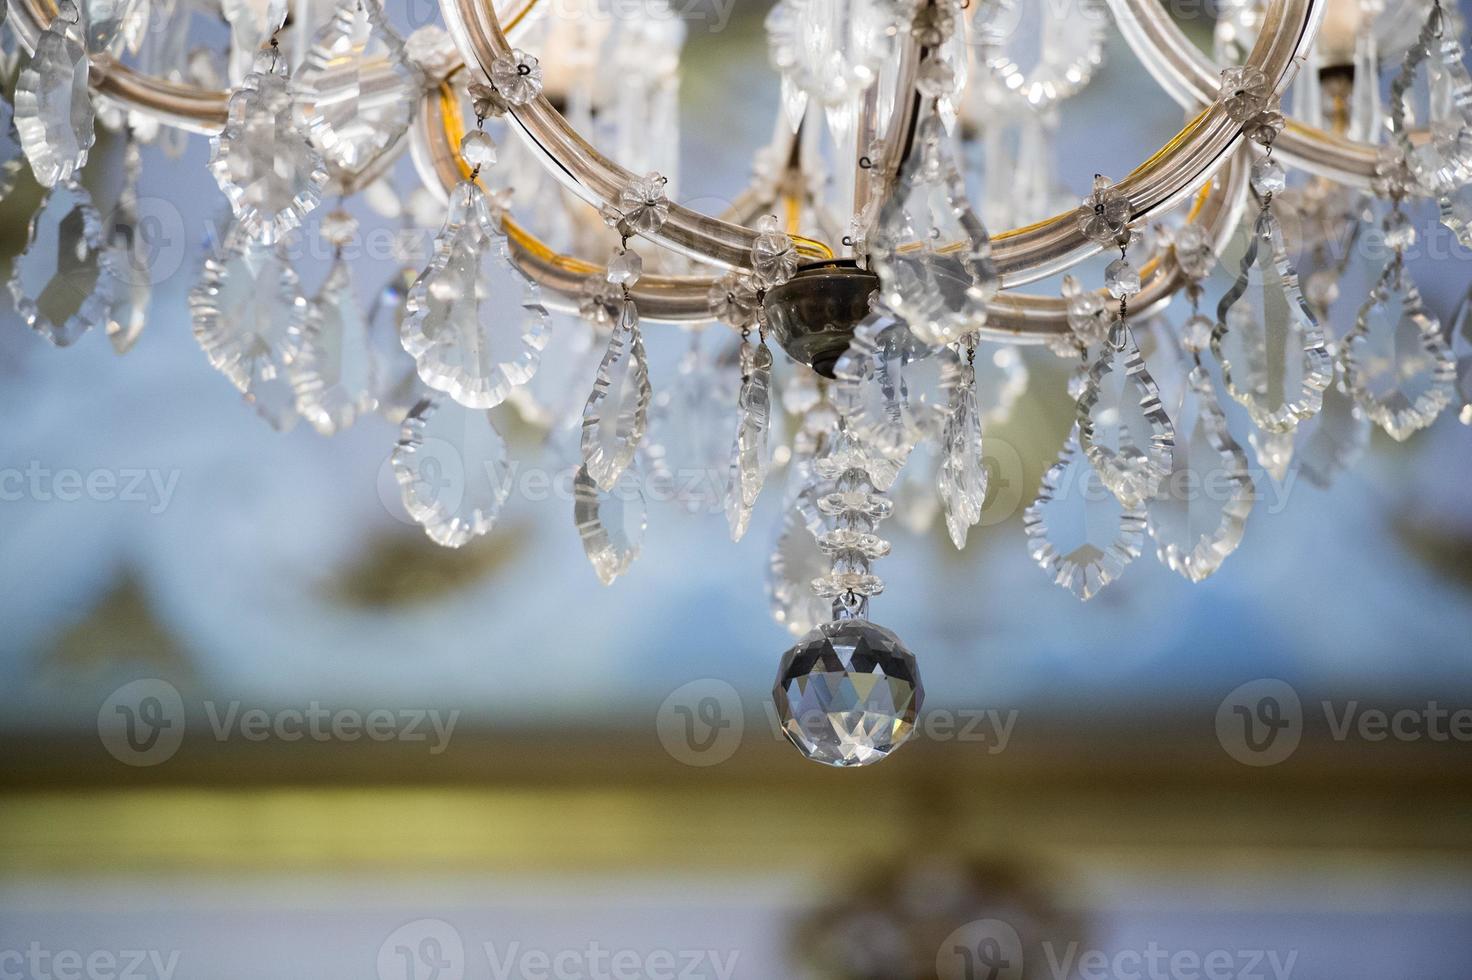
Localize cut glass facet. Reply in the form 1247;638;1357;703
1076;327;1174;507
14;1;94;188
936;357;987;549
8;179;116;346
726;340;774;541
573;463;647;585
581;299;652;492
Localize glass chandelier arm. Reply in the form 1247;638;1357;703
1106;0;1379;187
439;0;834;269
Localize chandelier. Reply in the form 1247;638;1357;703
5;0;1471;767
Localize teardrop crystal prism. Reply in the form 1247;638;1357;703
1342;258;1454;441
292;255;377;434
580;299;652;492
367;266;424;422
936;359;987;549
1249;428;1295;483
1076;327;1175;507
14;1;94;188
392;396;512;548
726;340;775;542
295;0;422;181
573;463;647;586
832;311;954;462
402;179;550;409
1212;205;1333;433
1299;357;1370;489
7;178;116;346
209;50;328;244
1451;284;1472;424
189;229;306;413
1147;366;1255;582
1023;425;1146;601
871;112;998;347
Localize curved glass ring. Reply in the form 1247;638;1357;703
441;0;1318;285
6;0;543;136
1106;0;1388;187
412;80;1251;341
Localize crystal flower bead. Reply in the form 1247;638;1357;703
578;274;622;326
490;49;543;105
773;617;923;768
617;172;670;235
750;215;798;287
14;0;94;188
1075;174;1130;246
708;272;760;327
1219;65;1271;122
209;51;329;244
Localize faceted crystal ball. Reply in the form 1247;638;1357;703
773;618;923;767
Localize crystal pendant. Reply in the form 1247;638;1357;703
1298;357;1370;489
832;312;953;461
773;617;923;768
1451;284;1472;424
1023;425;1146;601
1147;366;1255;582
7;179;116;346
189;230;306;429
581;299;652;492
573;463;647;586
936;356;987;549
1076;325;1174;507
871;113;998;347
1212;205;1333;433
222;0;287;84
14;0;94;188
1342;259;1454;441
763;0;900;108
767;505;834;637
392;396;511;548
402;179;550;409
294;0;422;182
367;267;424;422
209;49;329;244
726;340;774;541
1441;182;1472;247
292;255;377;435
1387;3;1472;198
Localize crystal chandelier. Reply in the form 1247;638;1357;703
4;0;1471;767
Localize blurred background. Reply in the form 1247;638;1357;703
2;0;1472;977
